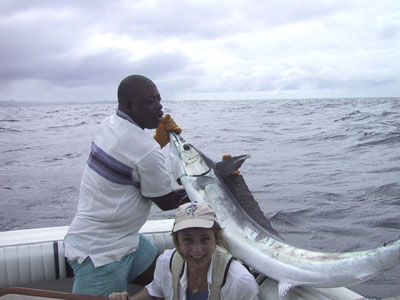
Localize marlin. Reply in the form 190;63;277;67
169;132;400;300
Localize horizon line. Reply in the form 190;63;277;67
0;96;398;107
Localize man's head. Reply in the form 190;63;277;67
117;75;163;129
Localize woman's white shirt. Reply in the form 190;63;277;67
146;249;259;300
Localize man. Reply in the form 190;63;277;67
64;75;189;297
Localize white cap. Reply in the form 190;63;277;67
173;202;217;232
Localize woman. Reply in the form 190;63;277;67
110;202;259;300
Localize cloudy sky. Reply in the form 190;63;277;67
1;0;399;102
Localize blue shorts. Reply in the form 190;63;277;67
67;233;158;296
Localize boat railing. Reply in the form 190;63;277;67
0;287;107;299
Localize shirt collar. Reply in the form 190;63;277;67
116;109;141;128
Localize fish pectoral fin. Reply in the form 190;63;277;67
356;270;382;282
278;282;295;300
195;176;219;188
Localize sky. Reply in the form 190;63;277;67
0;0;399;102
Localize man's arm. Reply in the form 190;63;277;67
148;189;190;211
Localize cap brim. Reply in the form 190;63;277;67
173;219;214;232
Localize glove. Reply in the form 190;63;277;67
154;114;182;148
222;154;240;175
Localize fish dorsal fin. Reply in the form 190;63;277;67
215;155;248;176
216;155;281;239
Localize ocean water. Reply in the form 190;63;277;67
1;98;399;298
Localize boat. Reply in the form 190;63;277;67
0;219;369;300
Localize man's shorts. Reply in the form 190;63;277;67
67;233;158;296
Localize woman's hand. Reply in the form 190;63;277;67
109;291;130;300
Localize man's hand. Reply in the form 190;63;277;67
149;189;189;211
222;154;241;175
153;114;182;148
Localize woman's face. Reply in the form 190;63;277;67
177;228;216;269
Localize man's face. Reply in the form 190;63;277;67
128;85;163;129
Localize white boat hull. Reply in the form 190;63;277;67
0;221;366;299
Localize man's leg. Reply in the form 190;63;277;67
68;255;132;296
128;233;158;286
130;254;159;286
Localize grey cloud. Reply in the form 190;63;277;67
242;0;352;27
314;77;398;90
377;16;400;39
0;1;205;86
0;0;192;89
101;3;244;40
43;1;259;40
0;5;91;82
1;48;191;87
1;0;399;102
0;0;110;14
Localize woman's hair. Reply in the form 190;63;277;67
171;221;228;250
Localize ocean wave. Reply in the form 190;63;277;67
0;119;20;122
0;128;22;133
353;134;400;148
46;121;88;130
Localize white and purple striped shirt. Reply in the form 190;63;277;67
65;110;173;267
